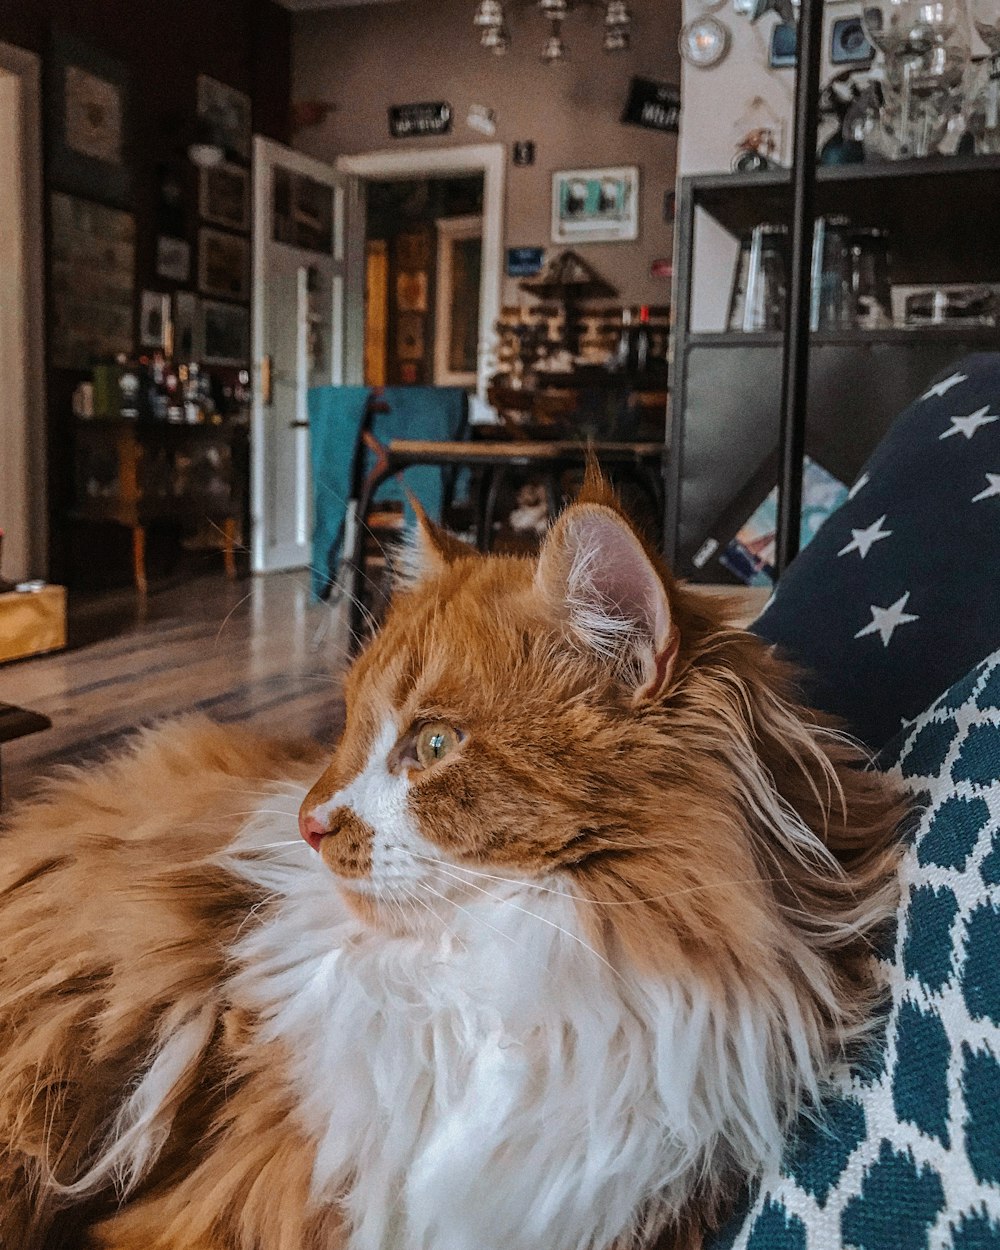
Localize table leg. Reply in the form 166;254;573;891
132;525;148;595
475;467;494;552
223;517;237;579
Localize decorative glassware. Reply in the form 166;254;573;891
964;0;1000;152
862;0;972;158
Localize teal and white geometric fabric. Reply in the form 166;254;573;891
711;648;1000;1250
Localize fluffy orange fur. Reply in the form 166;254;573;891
0;481;906;1249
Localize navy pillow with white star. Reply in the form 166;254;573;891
752;353;1000;751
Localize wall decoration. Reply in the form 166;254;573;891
389;102;452;139
49;192;135;369
551;167;640;244
198;228;250;301
651;258;673;279
621;78;681;133
201;299;249;366
173;290;199;360
512;140;536;167
156;236;191;282
769;21;798;67
396;271;428;313
466;104;497;136
139;291;170;348
832;16;874;64
199;161;250;232
731;96;788;170
196;75;252;163
396;230;433;271
678;16;731;68
506;246;545;277
397;312;425;362
47;32;131;206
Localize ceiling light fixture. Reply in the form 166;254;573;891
473;0;632;63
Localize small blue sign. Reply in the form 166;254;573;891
506;246;545;277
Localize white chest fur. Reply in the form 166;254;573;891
225;793;805;1250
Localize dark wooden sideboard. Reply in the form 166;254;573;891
71;418;248;592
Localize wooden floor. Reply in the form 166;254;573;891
0;571;351;809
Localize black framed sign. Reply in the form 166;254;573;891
389;102;452;139
621;78;681;134
47;30;132;207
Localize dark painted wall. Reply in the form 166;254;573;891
0;0;291;586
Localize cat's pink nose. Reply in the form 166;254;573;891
299;810;329;852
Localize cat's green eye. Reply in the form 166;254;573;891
414;721;461;769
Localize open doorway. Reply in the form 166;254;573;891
0;43;45;586
337;143;504;400
362;174;484;390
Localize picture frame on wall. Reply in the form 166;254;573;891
49;192;135;368
551;167;640;244
198;228;250;301
140;290;170;349
196;75;252;164
47;31;131;207
173;290;199;360
198;161;250;232
201;299;250;366
155;236;191;282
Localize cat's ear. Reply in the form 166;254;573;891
535;503;679;702
396;497;474;587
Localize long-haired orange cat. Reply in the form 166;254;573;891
0;481;905;1250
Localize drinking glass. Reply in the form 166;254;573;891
729;225;788;332
862;0;972;157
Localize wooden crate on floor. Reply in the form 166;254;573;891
0;585;67;664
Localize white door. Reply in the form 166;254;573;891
251;137;364;573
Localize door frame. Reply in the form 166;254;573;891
335;143;505;399
251;136;363;573
434;214;483;389
0;42;46;580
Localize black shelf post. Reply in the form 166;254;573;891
775;0;826;575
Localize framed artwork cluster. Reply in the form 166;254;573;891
46;34;252;373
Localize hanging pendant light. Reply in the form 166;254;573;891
474;0;631;63
473;0;505;30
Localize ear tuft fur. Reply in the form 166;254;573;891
536;502;678;700
394;496;475;588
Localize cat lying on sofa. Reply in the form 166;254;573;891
0;480;905;1250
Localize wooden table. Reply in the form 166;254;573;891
0;703;51;810
343;436;666;645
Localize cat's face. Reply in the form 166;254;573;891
298;498;693;931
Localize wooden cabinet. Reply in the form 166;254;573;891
72;419;248;592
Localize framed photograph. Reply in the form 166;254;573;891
198;228;250;301
49;193;135;368
551;167;639;244
201;299;250;366
173;290;199;360
140;290;170;349
156;235;191;282
199;161;250;232
197;75;251;163
47;32;131;206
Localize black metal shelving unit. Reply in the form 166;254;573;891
666;152;1000;580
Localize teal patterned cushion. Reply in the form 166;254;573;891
709;648;1000;1250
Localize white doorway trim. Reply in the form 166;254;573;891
0;42;46;581
335;143;505;399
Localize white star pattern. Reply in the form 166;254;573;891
854;592;920;648
848;472;870;501
838;514;893;560
972;473;1000;503
939;406;1000;441
921;372;967;401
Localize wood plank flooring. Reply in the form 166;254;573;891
0;572;350;809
